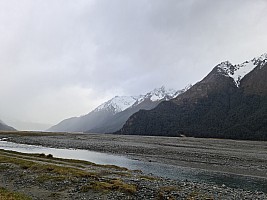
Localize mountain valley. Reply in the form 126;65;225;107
48;86;190;133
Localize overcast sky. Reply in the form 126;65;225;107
0;0;267;126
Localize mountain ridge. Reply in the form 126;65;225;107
0;119;16;131
48;86;189;133
116;53;267;140
87;85;191;133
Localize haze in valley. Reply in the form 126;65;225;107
0;0;266;129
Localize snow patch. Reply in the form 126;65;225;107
134;86;189;104
217;53;267;86
232;61;255;86
94;96;138;113
93;86;190;114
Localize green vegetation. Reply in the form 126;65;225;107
0;153;97;178
0;187;31;200
185;189;214;200
36;174;67;183
118;62;267;141
0;149;137;198
81;179;136;194
157;186;179;200
0;149;128;171
119;92;267;140
139;175;158;181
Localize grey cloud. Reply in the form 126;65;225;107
0;0;267;125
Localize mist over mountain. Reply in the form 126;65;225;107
87;86;190;133
48;86;189;133
117;53;267;140
0;119;16;131
3;119;52;131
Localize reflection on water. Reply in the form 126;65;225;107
0;140;266;193
0;140;132;166
129;161;267;193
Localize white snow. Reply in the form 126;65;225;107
231;61;255;86
92;86;190;114
148;86;177;101
253;53;267;69
94;96;139;113
135;86;188;104
217;53;267;86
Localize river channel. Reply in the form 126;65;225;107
0;139;266;193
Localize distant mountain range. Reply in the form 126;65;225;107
48;86;190;133
4;119;52;131
116;53;267;140
0;119;16;131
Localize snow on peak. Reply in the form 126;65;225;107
93;86;188;114
256;53;267;61
135;85;190;104
216;61;233;75
146;86;178;101
252;53;267;69
217;53;267;86
94;96;139;113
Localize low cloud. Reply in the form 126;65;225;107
0;0;267;124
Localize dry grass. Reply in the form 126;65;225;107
0;149;128;171
81;179;137;194
0;149;136;196
0;187;31;200
139;175;158;181
0;152;97;179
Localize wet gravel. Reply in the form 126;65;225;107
1;163;267;200
0;133;267;199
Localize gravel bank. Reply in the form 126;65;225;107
6;133;267;179
0;132;266;199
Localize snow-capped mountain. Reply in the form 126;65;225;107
132;86;188;106
87;86;190;133
117;53;267;140
94;86;190;114
48;86;188;133
93;96;139;114
216;53;267;86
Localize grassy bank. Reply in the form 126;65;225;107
0;187;31;200
0;149;137;198
0;132;266;199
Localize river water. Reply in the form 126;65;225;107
0;139;266;193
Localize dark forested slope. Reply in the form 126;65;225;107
117;55;267;140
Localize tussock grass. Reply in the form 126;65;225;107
139;175;158;181
0;149;135;196
0;149;128;171
0;187;31;200
157;186;181;200
81;178;137;194
185;190;214;200
0;153;97;179
36;175;68;183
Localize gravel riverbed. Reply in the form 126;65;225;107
0;132;266;199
